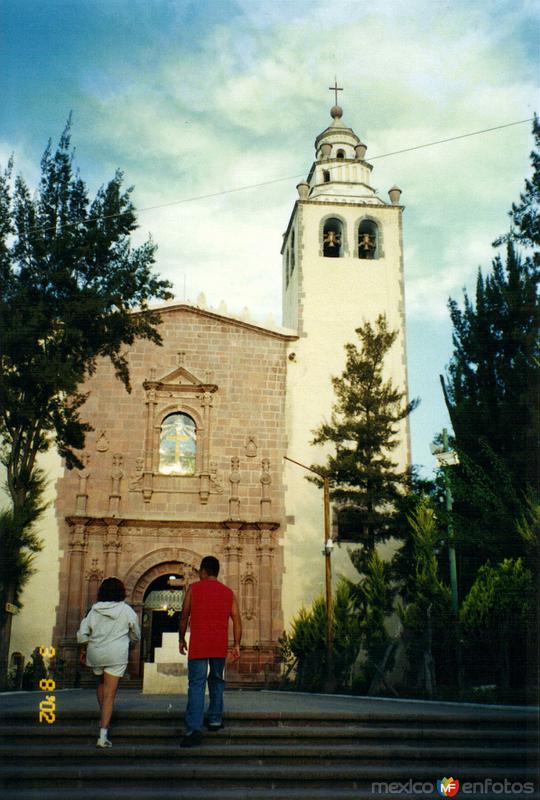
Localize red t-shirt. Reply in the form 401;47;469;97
188;579;233;660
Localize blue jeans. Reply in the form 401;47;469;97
185;657;225;734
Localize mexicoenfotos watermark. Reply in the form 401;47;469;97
372;778;535;796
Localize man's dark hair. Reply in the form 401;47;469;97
97;577;126;602
200;556;220;577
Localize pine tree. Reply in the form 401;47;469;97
0;120;173;687
441;117;539;576
311;314;418;552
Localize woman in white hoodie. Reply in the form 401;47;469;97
77;577;140;748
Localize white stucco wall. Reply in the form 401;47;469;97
282;199;411;625
7;449;62;665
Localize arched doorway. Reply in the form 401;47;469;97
124;550;201;680
141;574;184;663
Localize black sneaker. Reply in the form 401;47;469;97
180;731;202;748
206;721;224;732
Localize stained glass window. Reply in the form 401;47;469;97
159;413;197;475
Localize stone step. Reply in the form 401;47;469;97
1;741;534;763
2;761;536;788
12;789;540;800
2;722;532;743
3;705;536;727
2;693;536;799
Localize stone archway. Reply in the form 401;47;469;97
124;547;201;605
124;547;201;679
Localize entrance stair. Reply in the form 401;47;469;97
0;691;537;799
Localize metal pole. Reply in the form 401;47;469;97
323;478;334;690
442;429;459;616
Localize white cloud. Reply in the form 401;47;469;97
4;0;535;332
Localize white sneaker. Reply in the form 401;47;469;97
96;737;112;748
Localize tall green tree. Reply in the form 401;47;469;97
398;500;452;693
311;314;418;552
0;121;173;687
441;117;539;577
347;549;395;691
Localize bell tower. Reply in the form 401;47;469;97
281;95;412;623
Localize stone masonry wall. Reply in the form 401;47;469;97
53;304;295;686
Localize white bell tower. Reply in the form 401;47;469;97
282;94;412;623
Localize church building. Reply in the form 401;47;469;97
11;98;411;688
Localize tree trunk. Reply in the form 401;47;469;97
0;585;16;691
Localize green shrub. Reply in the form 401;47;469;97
460;558;533;688
285;579;361;692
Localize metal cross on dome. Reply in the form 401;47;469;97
329;78;343;105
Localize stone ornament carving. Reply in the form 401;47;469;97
140;364;219;505
109;454;124;516
209;461;224;493
85;558;103;583
75;454;90;515
241;562;257;620
245;436;257;458
96;431;109;452
129;457;144;489
260;458;272;520
200;391;213;409
68;521;88;552
229;457;241;520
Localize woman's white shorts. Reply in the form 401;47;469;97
92;664;127;678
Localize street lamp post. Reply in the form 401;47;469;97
442;429;459;617
431;429;462;687
431;428;459;615
284;456;335;690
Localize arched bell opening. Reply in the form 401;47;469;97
358;219;379;260
322;217;343;258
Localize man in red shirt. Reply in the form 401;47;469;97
179;556;242;747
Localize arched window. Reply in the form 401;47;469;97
323;218;343;258
159;413;197;475
323;169;330;182
358;219;378;259
336;149;345;160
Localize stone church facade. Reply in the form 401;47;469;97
53;307;296;686
11;99;411;687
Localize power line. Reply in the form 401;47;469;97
23;117;533;236
369;118;533;161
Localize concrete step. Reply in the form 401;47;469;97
12;789;540;800
2;761;537;790
3;705;536;727
2;694;536;799
1;722;532;744
1;741;534;763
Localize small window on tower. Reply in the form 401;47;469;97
323;218;343;258
336;149;345;160
291;231;295;275
358;220;378;259
323;169;330;182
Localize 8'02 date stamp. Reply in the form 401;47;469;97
37;646;56;725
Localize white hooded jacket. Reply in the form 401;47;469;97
77;601;140;668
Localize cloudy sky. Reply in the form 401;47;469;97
1;0;537;474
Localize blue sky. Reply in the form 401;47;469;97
1;0;537;475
